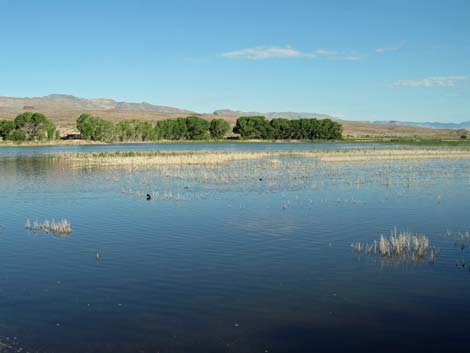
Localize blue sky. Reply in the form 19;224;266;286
0;0;469;122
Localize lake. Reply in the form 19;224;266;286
1;143;470;353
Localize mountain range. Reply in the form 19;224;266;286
0;94;340;120
0;94;195;114
213;109;339;120
373;120;470;130
0;94;468;131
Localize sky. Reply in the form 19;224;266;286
0;0;469;122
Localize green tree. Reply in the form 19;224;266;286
235;116;342;140
270;118;291;139
209;118;230;139
9;130;26;141
186;116;210;140
115;120;156;142
76;114;114;141
14;112;56;141
155;119;187;140
0;120;15;140
233;116;273;139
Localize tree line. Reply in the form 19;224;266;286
0;113;58;141
76;114;230;141
0;112;343;142
234;116;342;140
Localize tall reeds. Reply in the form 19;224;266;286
25;218;72;235
352;227;439;263
55;148;470;168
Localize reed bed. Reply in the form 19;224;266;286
57;151;293;166
317;149;470;163
54;148;470;168
351;228;439;264
25;218;72;235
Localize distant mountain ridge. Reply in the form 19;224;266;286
0;94;195;114
213;109;339;120
374;120;470;130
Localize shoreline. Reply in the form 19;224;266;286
1;136;470;148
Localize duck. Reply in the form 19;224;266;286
146;194;152;201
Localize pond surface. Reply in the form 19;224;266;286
1;143;470;352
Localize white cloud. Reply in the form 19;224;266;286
376;40;407;54
343;54;364;61
221;46;315;60
392;76;467;87
314;49;337;56
221;45;361;61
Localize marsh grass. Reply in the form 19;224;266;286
352;228;439;264
55;148;470;168
25;218;72;235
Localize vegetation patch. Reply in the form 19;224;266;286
24;218;72;236
351;228;440;264
0;112;58;142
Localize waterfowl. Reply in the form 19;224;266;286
146;194;151;200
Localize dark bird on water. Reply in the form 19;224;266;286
146;194;151;201
259;178;263;181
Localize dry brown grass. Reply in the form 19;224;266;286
352;228;439;263
55;149;470;168
316;149;470;162
25;218;72;235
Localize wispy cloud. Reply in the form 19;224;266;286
392;76;467;88
314;49;337;56
221;45;361;61
376;40;407;54
221;46;314;60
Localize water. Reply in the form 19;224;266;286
1;143;470;352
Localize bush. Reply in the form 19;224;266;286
209;119;230;139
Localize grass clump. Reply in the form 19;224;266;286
25;218;72;235
352;227;439;264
